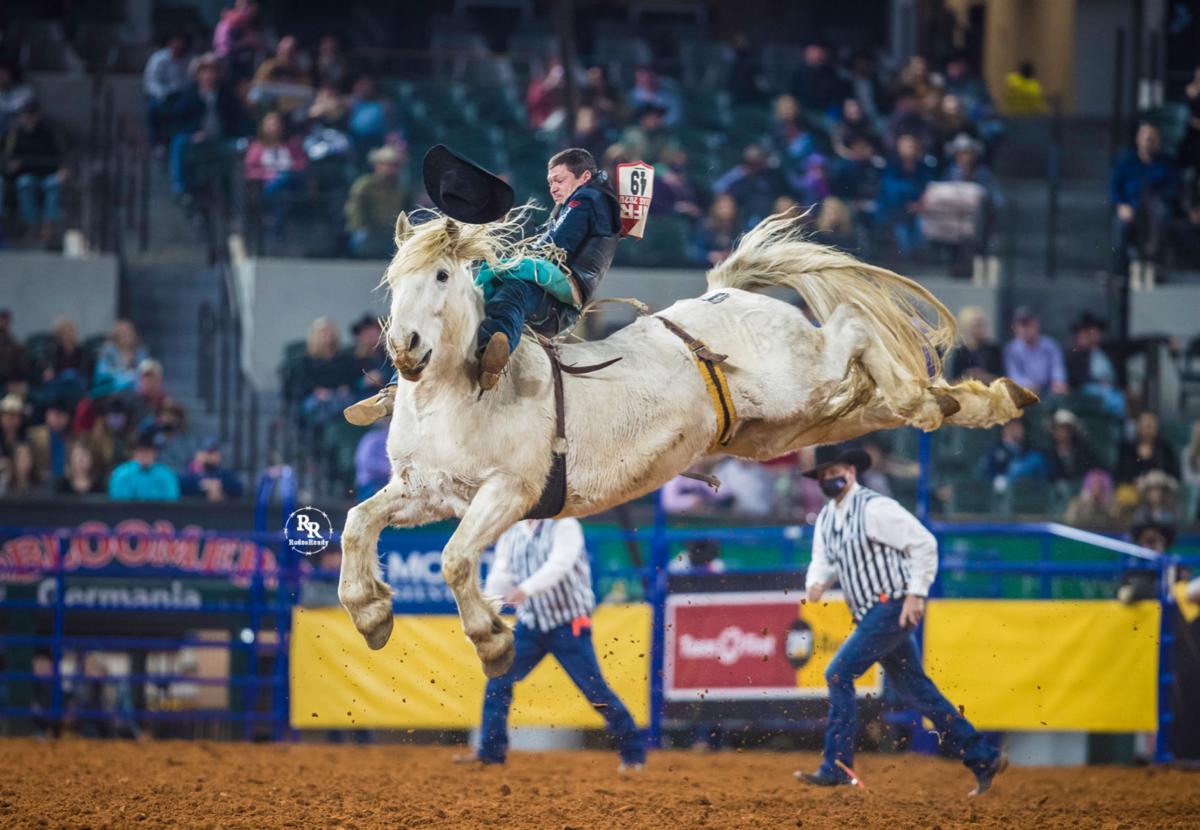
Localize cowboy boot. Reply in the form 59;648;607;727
478;332;510;391
343;385;397;426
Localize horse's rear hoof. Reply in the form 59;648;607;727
929;387;962;418
1000;377;1039;410
363;614;394;651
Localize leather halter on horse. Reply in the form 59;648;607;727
522;314;737;519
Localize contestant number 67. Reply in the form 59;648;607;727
629;168;647;196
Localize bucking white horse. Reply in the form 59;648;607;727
338;209;1037;677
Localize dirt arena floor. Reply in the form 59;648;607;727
1;739;1197;830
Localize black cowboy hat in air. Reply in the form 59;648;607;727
802;444;873;479
422;144;514;224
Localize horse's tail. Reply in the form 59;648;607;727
705;211;957;382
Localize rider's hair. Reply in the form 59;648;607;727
548;148;597;179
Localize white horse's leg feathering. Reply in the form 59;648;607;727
338;483;428;650
439;476;534;678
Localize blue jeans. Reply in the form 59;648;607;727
476;279;579;355
261;170;303;235
16;173;60;226
892;214;924;257
479;620;646;765
1112;197;1170;272
146;95;171;146
820;600;996;781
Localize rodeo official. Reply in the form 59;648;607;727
797;444;1007;795
455;517;647;771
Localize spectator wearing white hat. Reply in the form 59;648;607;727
132;358;168;425
344;144;408;258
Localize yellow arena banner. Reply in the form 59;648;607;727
923;600;1160;733
291;604;650;729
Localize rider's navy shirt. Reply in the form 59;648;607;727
538;182;618;270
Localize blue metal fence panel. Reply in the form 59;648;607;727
1;483;1190;756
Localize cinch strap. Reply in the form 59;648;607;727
523;338;623;520
656;316;737;450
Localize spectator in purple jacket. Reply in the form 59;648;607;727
1003;306;1068;396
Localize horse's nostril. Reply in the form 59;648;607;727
408;332;421;352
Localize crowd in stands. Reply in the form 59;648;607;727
531;44;1005;272
950;304;1197;548
136;7;408;250
1109;66;1200;276
651;300;1200;557
129;2;1011;269
0;308;242;501
281;314;390;493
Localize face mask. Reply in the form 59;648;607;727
819;476;849;499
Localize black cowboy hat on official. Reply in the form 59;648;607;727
802;444;873;479
422;144;514;224
1130;517;1177;551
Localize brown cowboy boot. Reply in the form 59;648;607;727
343;385;397;426
478;332;510;391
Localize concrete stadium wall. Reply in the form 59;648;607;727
234;256;999;391
232;257;389;388
1131;287;1200;341
0;251;119;338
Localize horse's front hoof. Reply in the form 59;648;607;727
481;644;515;679
477;627;514;678
350;599;394;651
363;614;394;650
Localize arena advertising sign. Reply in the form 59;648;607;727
0;520;278;588
924;599;1159;732
33;577;203;610
291;604;650;729
664;590;881;701
377;529;492;612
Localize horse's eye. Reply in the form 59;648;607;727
436;269;450;283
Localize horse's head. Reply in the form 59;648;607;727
381;210;521;383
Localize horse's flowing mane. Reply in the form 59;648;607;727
380;206;547;290
706;211;957;382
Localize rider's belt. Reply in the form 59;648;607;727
656;316;737;450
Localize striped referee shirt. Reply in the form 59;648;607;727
805;483;938;621
485;518;594;632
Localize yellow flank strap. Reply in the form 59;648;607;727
692;353;737;451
